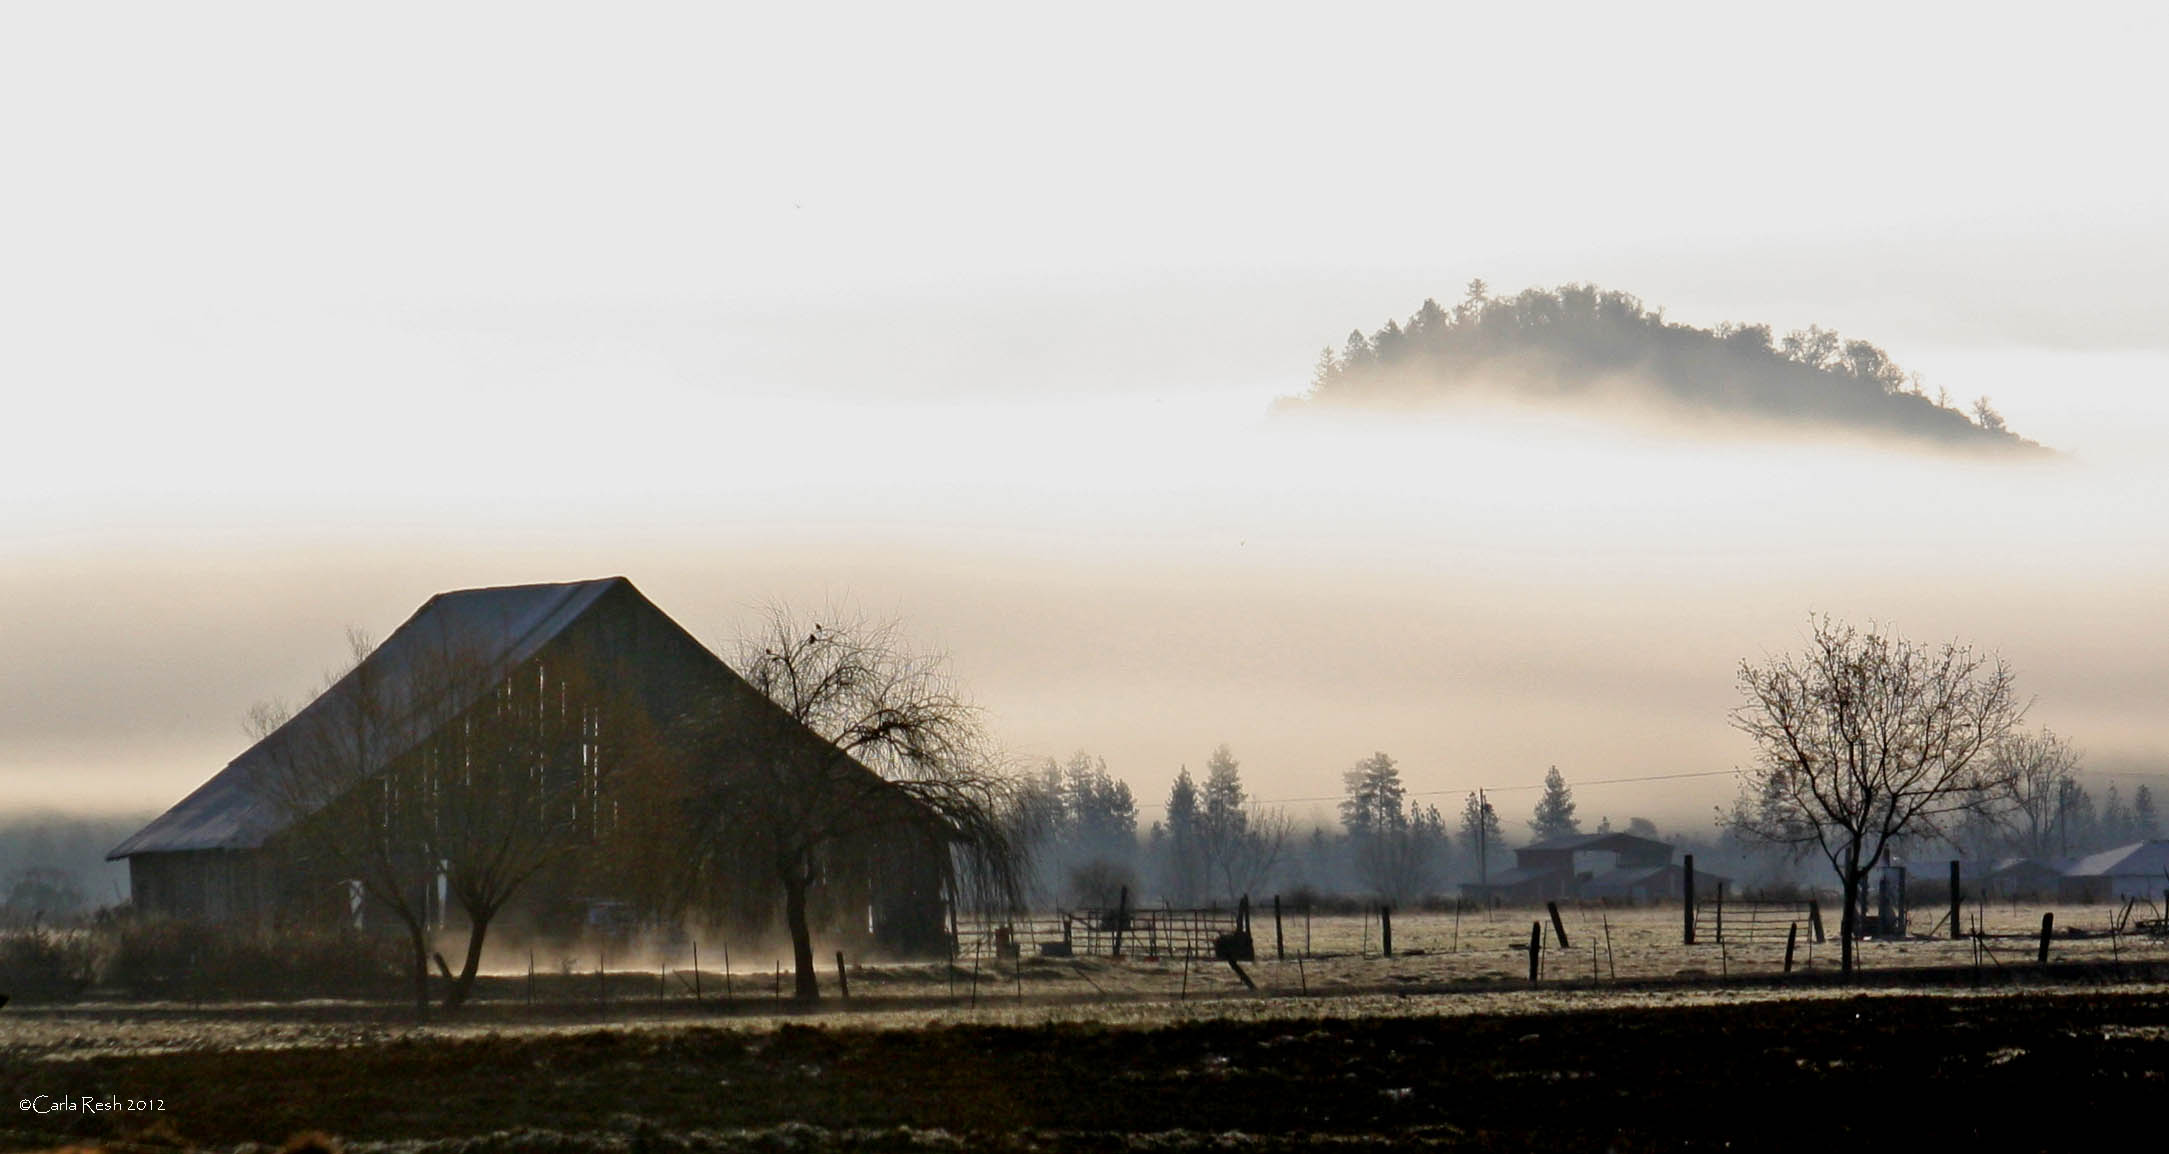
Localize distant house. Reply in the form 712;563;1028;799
1462;831;1723;904
108;577;951;955
1972;857;2067;901
2057;841;2169;903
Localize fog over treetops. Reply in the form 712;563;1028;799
1284;282;2043;453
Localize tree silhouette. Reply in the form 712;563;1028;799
1528;766;1580;841
1458;791;1505;882
705;605;1024;1002
1341;753;1440;903
1991;728;2081;858
1195;745;1289;904
1285;282;2045;452
1727;617;2024;977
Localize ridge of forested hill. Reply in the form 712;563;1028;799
1282;281;2043;452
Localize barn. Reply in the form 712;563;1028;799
1463;832;1723;904
107;577;953;955
2057;841;2169;903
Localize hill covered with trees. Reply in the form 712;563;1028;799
1282;281;2044;452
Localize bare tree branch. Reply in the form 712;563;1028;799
1726;616;2024;976
689;601;1026;1002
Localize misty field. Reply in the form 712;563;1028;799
7;900;2169;1026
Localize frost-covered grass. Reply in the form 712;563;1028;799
3;901;2157;1066
6;900;2162;1064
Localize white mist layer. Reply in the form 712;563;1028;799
6;363;2165;829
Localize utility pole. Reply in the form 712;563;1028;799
2058;783;2069;857
1478;788;1491;893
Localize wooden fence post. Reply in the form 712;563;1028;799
1381;905;1394;958
1784;923;1798;974
1808;899;1826;944
1112;885;1129;959
1547;901;1570;949
835;951;850;999
2038;913;2054;965
1683;854;1696;945
1527;921;1542;983
1273;894;1285;962
1950;861;1963;941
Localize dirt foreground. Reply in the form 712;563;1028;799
4;981;2166;1152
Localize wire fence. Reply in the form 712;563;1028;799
954;904;1250;961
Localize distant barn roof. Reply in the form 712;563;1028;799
1519;831;1672;857
2062;840;2169;879
109;578;625;859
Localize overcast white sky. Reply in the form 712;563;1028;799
4;3;2165;831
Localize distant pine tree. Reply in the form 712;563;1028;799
1160;767;1205;904
1340;752;1407;836
2134;785;2161;840
1529;766;1580;841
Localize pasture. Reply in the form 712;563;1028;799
3;901;2166;1150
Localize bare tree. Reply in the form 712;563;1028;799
1728;617;2023;976
423;643;637;1009
1355;804;1449;906
694;603;1024;1002
260;630;439;1018
1990;727;2082;858
262;628;609;1014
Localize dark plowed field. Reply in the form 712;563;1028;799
6;990;2166;1151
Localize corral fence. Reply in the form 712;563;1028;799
1689;888;1826;947
952;896;1256;962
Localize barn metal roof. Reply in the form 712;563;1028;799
1519;831;1673;857
107;578;624;859
2061;840;2169;879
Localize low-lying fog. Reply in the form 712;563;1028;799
6;346;2164;836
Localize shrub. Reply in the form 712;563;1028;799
0;921;99;1002
102;916;407;1000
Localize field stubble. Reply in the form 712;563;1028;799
3;903;2167;1151
3;902;2163;1060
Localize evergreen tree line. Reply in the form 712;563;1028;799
1284;280;2043;452
1938;727;2162;860
1013;742;2164;911
1013;750;1775;908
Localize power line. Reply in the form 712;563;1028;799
1433;768;1740;796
